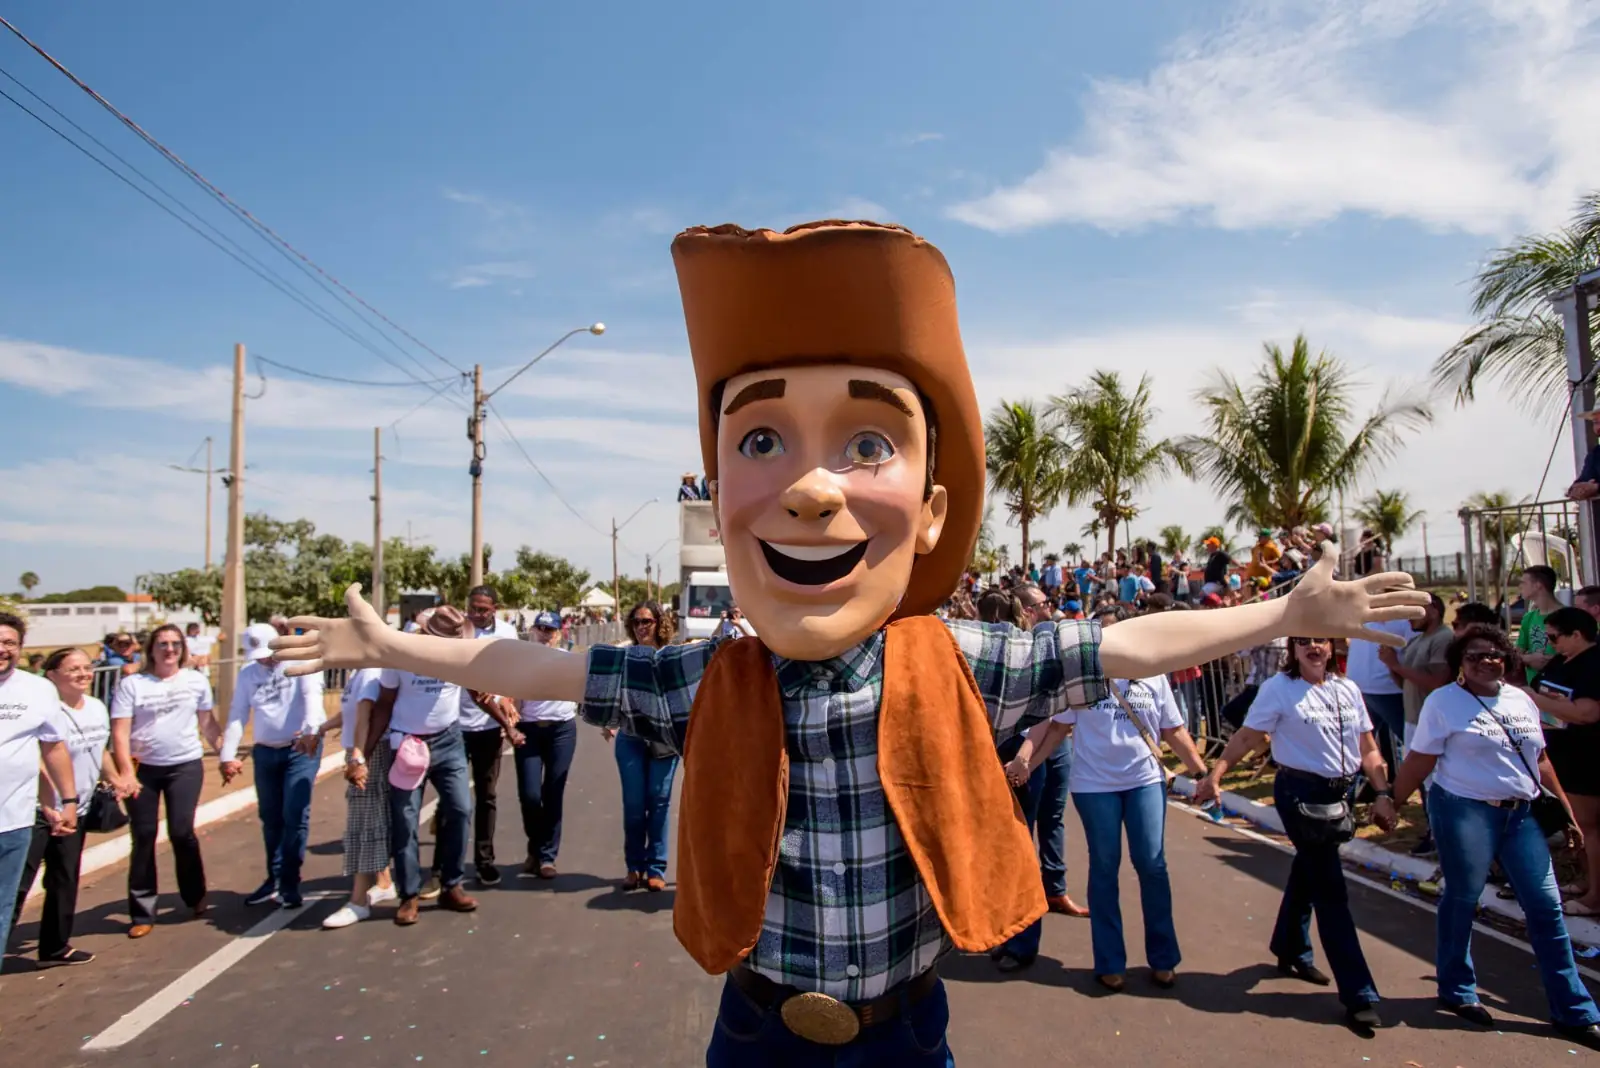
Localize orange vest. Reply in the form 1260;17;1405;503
672;615;1047;975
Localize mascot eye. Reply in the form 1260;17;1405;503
845;431;894;466
738;428;785;459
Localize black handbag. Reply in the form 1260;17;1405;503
81;781;130;834
1291;684;1355;847
1464;685;1574;839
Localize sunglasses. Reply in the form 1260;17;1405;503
1290;637;1331;647
1463;651;1507;665
631;617;657;627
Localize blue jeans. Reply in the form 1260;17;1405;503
253;740;322;901
1271;773;1379;1009
1362;692;1406;772
514;719;577;865
1429;784;1600;1026
388;727;472;898
1036;742;1072;898
614;731;678;879
1073;782;1180;976
704;973;955;1067
0;825;31;953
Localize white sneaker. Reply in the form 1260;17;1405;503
367;885;398;907
322;903;371;929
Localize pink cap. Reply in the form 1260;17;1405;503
388;735;431;791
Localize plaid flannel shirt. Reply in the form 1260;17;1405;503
581;618;1105;1001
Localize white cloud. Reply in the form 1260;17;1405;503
445;260;536;290
948;0;1600;236
830;197;892;221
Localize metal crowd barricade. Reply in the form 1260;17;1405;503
1458;498;1588;612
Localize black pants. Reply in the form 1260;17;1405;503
1220;684;1259;733
10;814;86;958
463;727;503;870
127;759;206;923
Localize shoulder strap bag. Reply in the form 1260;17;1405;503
1461;684;1573;838
1111;682;1174;786
58;704;129;835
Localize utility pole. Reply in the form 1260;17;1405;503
611;516;621;621
216;344;247;722
203;436;214;569
1422;519;1432;585
469;363;486;587
372;426;385;623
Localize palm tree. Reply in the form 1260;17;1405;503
17;571;38;597
984;400;1071;569
1158;525;1190;561
1351;489;1424;553
1080;518;1103;559
1185;335;1432;531
970;503;1000;577
1463;490;1525;588
1061;540;1085;562
1052;371;1193;560
1432;192;1600;418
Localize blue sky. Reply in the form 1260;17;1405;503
3;0;1597;596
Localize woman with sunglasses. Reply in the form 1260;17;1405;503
1392;625;1600;1046
110;624;218;937
8;648;128;964
1521;606;1600;917
605;601;680;891
1197;634;1397;1030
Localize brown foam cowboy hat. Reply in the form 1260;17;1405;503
672;220;983;619
418;605;471;639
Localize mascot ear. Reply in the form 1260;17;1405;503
916;484;948;555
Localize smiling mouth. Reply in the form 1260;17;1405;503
759;540;870;586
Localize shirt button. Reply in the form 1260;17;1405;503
832;861;846;875
845;964;860;977
822;757;836;774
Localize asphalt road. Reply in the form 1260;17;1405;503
5;729;1595;1067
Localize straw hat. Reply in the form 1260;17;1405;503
672;220;982;618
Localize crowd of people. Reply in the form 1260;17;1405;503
4;555;1600;1048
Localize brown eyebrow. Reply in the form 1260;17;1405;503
722;378;785;415
848;379;915;418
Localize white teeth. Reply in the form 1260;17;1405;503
766;542;862;561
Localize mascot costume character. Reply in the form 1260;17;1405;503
272;220;1426;1066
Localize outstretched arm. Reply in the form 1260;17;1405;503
271;586;586;702
1101;545;1427;679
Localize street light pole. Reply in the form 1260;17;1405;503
469;323;606;585
612;498;658;617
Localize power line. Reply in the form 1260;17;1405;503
0;14;462;380
484;399;610;539
255;354;460;389
0;79;443;388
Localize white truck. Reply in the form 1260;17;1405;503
677;500;752;640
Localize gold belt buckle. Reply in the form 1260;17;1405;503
779;991;861;1045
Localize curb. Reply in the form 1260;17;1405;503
24;749;348;904
1170;775;1600;949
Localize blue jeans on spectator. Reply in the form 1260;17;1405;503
388;727;472;899
1036;741;1073;898
1429;783;1600;1026
1073;782;1180;976
515;719;578;866
1362;692;1406;772
704;972;955;1066
614;731;678;879
0;825;31;952
1271;772;1379;1009
253;740;322;903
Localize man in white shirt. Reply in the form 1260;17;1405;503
184;623;213;669
0;612;79;954
1345;617;1411;775
457;586;522;886
220;623;326;908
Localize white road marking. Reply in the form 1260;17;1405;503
1166;798;1600;984
80;796;440;1051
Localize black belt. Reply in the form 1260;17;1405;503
1276;765;1353;791
731;965;939;1043
1485;798;1529;810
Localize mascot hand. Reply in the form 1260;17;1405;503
271;585;390;676
1281;542;1428;648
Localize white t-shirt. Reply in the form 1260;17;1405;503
458;619;519;730
53;696;111;809
518;645;577;723
1244;673;1372;778
220;660;326;762
1344;618;1412;695
339;667;384;750
0;670;66;833
185;634;213;660
1052;675;1182;793
379;668;462;737
1409;684;1545;802
110;670;215;767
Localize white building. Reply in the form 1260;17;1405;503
18;601;210;649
